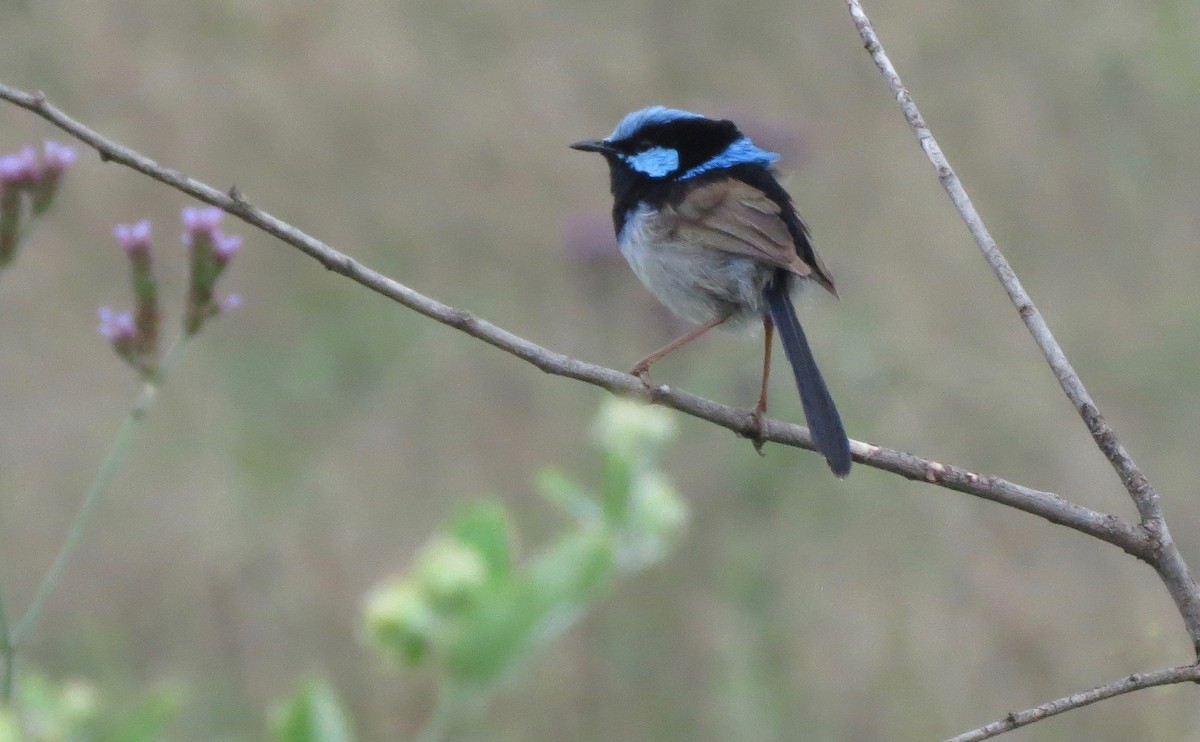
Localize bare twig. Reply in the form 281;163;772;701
944;663;1200;742
843;0;1153;510
845;0;1200;654
0;82;1155;563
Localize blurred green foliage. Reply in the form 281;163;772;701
362;400;684;737
0;672;178;742
271;678;357;742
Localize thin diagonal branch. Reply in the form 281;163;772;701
944;663;1200;742
845;0;1200;654
0;83;1153;562
844;0;1156;516
0;83;1156;561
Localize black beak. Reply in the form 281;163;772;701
570;139;616;155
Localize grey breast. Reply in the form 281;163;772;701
617;203;772;327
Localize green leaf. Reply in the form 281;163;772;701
528;528;614;609
272;677;358;742
362;580;438;667
445;583;540;685
600;449;634;526
415;537;489;613
443;530;614;686
449;500;513;584
537;468;598;522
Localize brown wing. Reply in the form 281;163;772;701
666;178;836;295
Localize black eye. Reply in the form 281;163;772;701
635;138;653;150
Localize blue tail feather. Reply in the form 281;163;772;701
765;278;851;477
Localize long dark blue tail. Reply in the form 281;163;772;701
765;277;852;477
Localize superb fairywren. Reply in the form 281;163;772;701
571;106;851;477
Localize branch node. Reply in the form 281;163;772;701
924;461;947;483
98;150;112;163
638;383;672;406
31;90;46;107
1141;519;1166;556
228;184;248;206
448;308;475;330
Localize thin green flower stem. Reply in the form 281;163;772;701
2;337;189;702
10;408;137;651
0;581;11;702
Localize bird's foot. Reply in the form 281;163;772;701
746;405;768;456
629;361;653;387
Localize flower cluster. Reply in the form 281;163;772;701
0;141;78;269
181;206;241;335
99;207;241;379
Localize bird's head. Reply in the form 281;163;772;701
571;106;779;184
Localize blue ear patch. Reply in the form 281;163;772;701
621;146;680;178
681;138;779;179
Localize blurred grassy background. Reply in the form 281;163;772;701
2;0;1200;739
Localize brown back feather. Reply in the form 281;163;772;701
665;179;835;294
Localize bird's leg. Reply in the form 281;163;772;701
749;315;773;453
630;315;727;383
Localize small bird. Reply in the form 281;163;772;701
571;106;851;476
